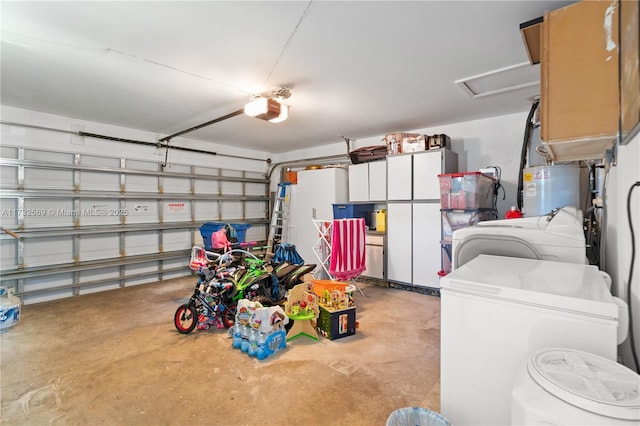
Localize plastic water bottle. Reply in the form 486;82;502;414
256;331;268;360
232;325;242;348
240;325;250;352
248;329;258;357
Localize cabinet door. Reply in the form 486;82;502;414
368;161;387;202
540;0;618;161
387;155;412;200
364;234;384;279
412;203;442;288
290;168;347;266
386;203;412;283
348;163;369;202
413;151;442;200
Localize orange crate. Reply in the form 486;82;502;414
310;280;351;297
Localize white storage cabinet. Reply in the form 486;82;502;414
386;149;457;289
288;168;348;268
348;160;386;202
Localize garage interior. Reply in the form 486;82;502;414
1;1;640;425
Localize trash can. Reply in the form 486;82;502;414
386;407;450;426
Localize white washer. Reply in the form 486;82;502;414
512;348;640;425
440;255;621;426
452;206;586;269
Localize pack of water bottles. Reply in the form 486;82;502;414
230;299;288;360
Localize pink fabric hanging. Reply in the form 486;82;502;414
329;218;366;281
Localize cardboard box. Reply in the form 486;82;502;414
402;135;426;153
317;306;356;340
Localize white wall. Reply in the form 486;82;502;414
606;132;640;371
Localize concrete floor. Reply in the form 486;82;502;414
1;277;442;425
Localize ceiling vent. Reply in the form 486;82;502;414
456;62;540;98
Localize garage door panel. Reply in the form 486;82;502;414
124;200;158;224
24;199;74;228
193;201;220;221
125;262;160;286
80;170;120;192
163;229;191;251
78;267;120;295
25;168;73;190
22;274;74;305
24;236;73;267
1;238;17;269
1;165;17;186
125;231;158;256
1;198;19;227
78;199;121;226
79;234;120;262
163;201;191;222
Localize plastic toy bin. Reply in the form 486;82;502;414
438;172;495;209
332;203;375;227
439;241;452;276
441;209;495;243
199;222;226;250
310;280;352;297
230;223;252;243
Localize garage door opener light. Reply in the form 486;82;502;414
244;86;290;123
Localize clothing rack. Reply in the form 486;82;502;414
312;219;333;280
312;219;366;297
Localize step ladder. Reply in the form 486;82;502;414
265;182;292;261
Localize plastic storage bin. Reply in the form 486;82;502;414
199;222;226;250
230;223;252;243
441;209;496;242
332;203;375;227
438;172;496;209
440;241;452;276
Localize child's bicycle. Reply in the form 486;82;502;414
174;247;238;334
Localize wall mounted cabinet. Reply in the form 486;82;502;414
348;160;387;202
540;0;619;161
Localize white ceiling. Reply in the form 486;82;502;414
1;1;575;154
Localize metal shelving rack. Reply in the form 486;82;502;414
0;146;270;303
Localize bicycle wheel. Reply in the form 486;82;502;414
174;304;197;334
221;302;237;329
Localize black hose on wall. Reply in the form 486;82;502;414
517;99;540;211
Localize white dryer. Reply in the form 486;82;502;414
452;206;586;270
440;255;625;426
